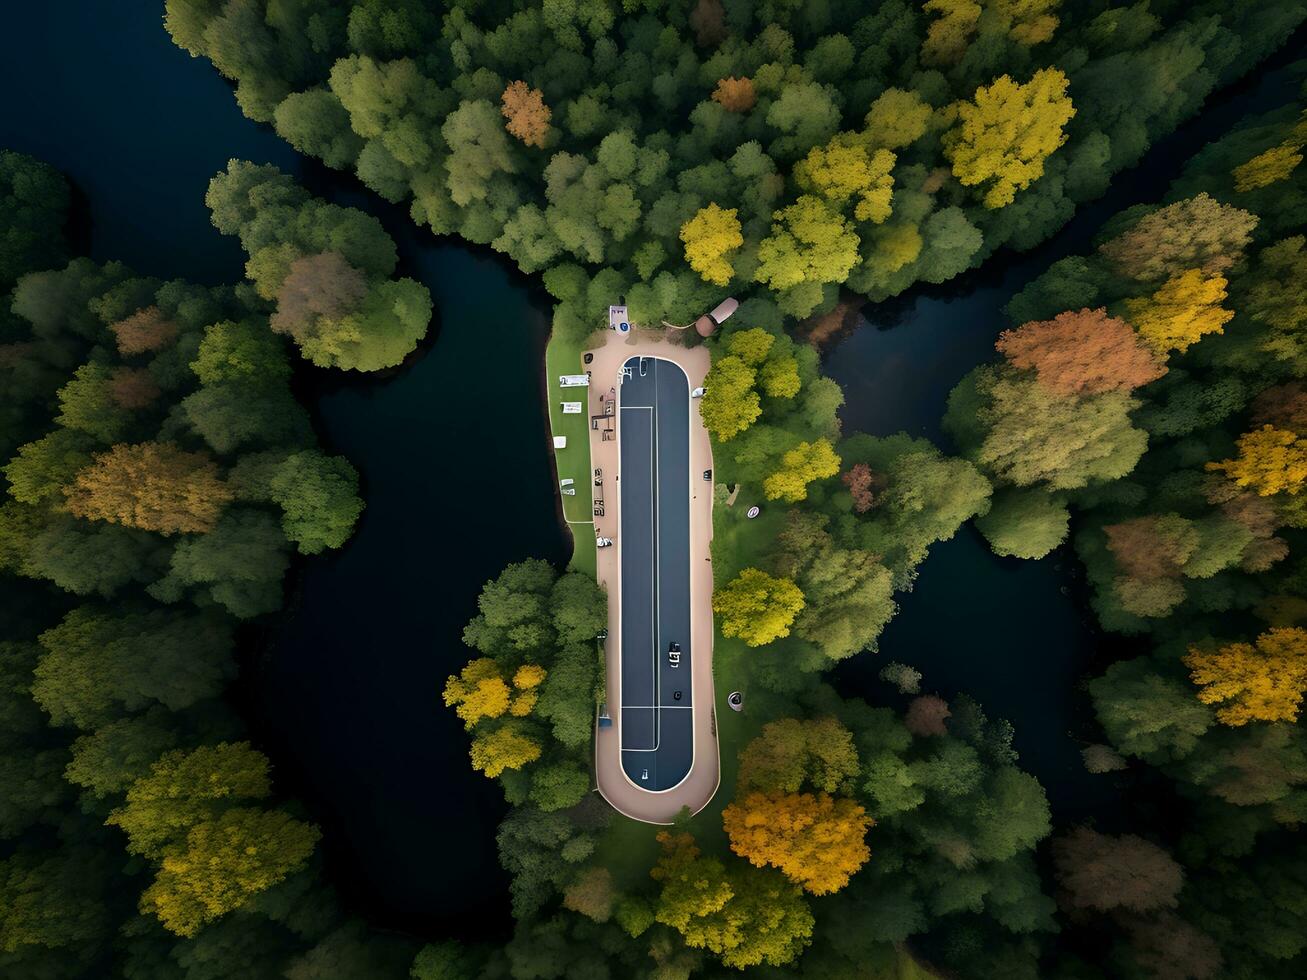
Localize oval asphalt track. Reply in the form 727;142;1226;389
618;356;694;790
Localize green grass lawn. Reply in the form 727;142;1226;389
543;328;598;577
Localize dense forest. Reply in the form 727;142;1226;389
163;0;1303;336
0;151;439;976
1;0;1306;978
944;81;1307;978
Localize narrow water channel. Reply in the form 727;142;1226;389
826;56;1305;819
1;1;1301;933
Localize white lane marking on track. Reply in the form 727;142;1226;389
618;400;658;753
652;359;662;750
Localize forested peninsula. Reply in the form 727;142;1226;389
1;2;1306;979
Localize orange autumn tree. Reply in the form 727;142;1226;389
711;76;756;113
722;790;872;894
726;716;870;895
995;307;1166;395
841;462;879;513
1207;425;1307;496
108;366;162;409
1184;628;1307;726
1103;513;1199;618
62;441;233;534
109;305;179;355
500;80;551;148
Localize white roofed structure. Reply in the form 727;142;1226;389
708;298;738;324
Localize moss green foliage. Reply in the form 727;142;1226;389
974;487;1069;559
268;450;365;554
0;152;69;293
206;161;432;370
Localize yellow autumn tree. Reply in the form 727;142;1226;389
754;195;861;293
994;0;1062;45
943;68;1076;208
726;327;775;366
1234;143;1304;192
921;0;981;66
444;659;545;727
794;137;896;223
1184;628;1307;726
513;664;546;688
737;718;861;795
141;809;320;937
500;80;551;148
699;355;760;441
62;441;233;535
443;658;511;728
759;356;801;398
651;832;814;969
713;568;805;647
1206;425;1307;497
680;203;744;286
865;88;933;149
469;723;541;777
1124;268;1234;355
105;743;318;937
509;663;546;716
763;438;842;503
864;222;924;277
722;790;872;895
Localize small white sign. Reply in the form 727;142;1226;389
559;374;590;387
562;401;583;414
561;487;576;496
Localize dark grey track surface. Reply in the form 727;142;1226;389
618;356;693;790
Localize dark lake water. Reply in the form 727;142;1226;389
2;1;1301;935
